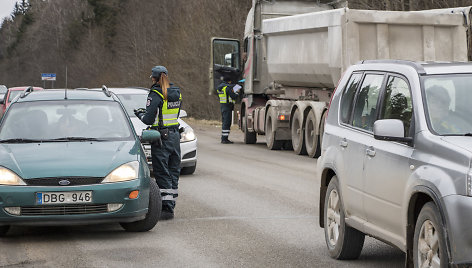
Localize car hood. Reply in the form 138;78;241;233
0;141;140;179
129;115;188;136
441;136;472;154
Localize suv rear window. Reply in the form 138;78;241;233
340;73;362;124
352;74;384;131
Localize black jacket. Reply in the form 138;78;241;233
141;83;181;127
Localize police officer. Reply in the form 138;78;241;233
135;66;182;220
217;74;239;144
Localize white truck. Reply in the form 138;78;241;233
210;0;470;157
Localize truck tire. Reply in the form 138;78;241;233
265;107;283;150
291;110;307;155
318;110;327;154
324;176;365;259
413;202;448;268
305;110;321;158
243;112;257;144
120;180;161;232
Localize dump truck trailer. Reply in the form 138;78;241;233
210;0;470;157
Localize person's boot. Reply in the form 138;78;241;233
221;137;233;144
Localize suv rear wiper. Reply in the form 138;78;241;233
47;137;107;142
0;138;45;143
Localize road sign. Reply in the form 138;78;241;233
41;73;56;81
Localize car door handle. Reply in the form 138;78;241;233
339;138;348;148
366;147;376;157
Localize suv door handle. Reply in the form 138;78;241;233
366;147;376;157
339;138;348;148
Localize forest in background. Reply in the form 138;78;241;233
1;0;472;119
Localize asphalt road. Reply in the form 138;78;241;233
0;122;404;267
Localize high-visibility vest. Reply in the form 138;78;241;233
151;89;182;127
217;86;234;104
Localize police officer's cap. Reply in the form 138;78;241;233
150;66;168;78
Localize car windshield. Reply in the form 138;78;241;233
116;93;147;117
8;91;22;102
423;74;472;135
0;100;134;141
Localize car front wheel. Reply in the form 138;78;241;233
120;180;161;232
180;163;196;175
0;225;10;237
413;202;448;268
324;176;365;259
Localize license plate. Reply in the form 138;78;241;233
36;191;93;205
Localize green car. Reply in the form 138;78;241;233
0;87;161;236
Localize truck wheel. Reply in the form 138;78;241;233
265;107;283;150
318;111;327;154
413;202;448;268
324;176;365;259
243;112;257;144
305;110;321;158
0;225;10;236
291;110;307;155
120;180;161;232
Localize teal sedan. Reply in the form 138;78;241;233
0;87;161;236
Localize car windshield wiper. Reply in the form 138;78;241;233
47;137;108;142
463;133;472;136
0;138;45;143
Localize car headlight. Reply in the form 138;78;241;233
180;127;196;143
0;167;25;186
102;161;139;183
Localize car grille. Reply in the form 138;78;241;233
19;204;108;216
25;177;104;186
183;150;196;159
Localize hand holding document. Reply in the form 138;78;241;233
233;84;242;93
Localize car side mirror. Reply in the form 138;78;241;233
180;110;187;118
373;119;413;144
141;129;161;144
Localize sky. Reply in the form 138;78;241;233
0;0;19;25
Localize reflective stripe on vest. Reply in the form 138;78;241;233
218;86;234;104
151;90;181;127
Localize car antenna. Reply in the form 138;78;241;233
64;87;68;100
20;86;34;98
102;85;111;97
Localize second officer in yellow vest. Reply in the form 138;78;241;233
217;74;240;144
135;65;182;220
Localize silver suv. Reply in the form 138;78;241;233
318;60;472;267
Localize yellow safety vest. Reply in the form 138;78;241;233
152;89;182;127
217;86;234;104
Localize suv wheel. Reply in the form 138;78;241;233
324;176;365;259
413;202;448;268
0;225;10;236
120;180;162;232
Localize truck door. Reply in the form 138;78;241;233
209;38;240;95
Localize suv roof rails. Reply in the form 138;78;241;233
102;85;111;97
358;60;426;75
20;86;34;98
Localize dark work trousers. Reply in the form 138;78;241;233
220;104;233;141
151;128;181;213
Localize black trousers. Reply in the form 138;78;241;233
151;129;181;213
220;104;233;140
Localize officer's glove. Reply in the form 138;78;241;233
134;108;146;119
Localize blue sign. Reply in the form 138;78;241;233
41;73;56;81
